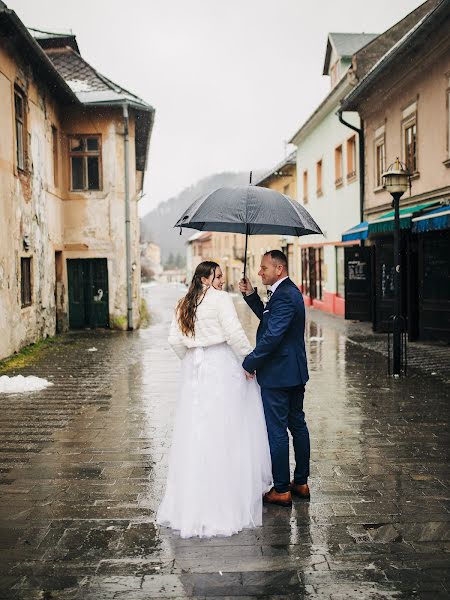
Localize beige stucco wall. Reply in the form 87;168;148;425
0;42;143;360
0;43;66;360
361;36;450;218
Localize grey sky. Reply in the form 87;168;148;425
9;0;424;215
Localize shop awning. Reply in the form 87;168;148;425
341;221;368;242
368;201;440;235
412;205;450;233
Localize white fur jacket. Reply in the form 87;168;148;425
168;287;253;360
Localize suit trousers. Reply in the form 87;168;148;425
260;385;310;493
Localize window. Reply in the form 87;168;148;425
375;138;385;187
21;257;32;307
52;126;59;187
301;247;323;300
404;120;417;173
346;136;356;180
316;160;323;196
14;88;26;171
313;247;324;300
302;170;308;203
301;248;310;296
336;246;345;297
69;135;101;191
335;145;343;187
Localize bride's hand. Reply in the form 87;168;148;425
244;369;255;380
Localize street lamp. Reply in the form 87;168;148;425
382;158;410;376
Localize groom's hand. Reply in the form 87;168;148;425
239;277;254;296
244;369;255;380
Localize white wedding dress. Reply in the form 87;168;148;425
156;288;272;538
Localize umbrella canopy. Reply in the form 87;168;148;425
174;185;322;237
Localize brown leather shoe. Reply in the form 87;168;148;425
263;487;292;507
290;482;310;500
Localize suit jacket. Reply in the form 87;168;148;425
242;278;309;389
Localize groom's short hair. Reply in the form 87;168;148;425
264;250;288;270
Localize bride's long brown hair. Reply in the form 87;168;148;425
177;261;220;337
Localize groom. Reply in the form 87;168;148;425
239;250;310;507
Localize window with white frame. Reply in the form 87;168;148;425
375;137;385;187
402;102;417;174
14;88;26;171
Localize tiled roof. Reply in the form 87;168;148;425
28;27;79;53
0;5;77;103
341;0;448;110
43;47;152;110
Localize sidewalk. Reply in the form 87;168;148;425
303;307;450;384
0;283;448;599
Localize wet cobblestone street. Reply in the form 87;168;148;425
0;283;449;599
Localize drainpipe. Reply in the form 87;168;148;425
123;103;133;330
338;109;365;246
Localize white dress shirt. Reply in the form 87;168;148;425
268;276;289;297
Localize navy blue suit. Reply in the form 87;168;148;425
242;278;310;492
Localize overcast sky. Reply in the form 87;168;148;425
9;0;424;215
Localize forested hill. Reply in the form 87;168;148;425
140;170;264;264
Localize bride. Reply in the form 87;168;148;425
156;261;272;538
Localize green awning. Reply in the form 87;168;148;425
368;201;440;235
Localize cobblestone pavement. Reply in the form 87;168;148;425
304;309;450;384
0;282;449;600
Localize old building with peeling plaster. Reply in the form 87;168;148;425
0;2;154;361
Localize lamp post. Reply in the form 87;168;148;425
382;158;410;376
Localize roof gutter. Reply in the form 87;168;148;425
338;109;365;245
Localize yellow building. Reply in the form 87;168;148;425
247;153;300;287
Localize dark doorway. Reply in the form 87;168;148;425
67;258;109;329
373;236;395;332
344;245;372;321
55;251;65;332
373;234;410;332
418;231;450;341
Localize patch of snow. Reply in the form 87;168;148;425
0;375;54;394
66;79;93;93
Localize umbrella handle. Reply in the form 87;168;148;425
242;224;249;292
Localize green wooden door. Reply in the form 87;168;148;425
67;259;109;329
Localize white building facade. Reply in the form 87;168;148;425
290;33;376;317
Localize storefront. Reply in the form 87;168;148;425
412;205;450;342
299;244;347;317
342;202;450;342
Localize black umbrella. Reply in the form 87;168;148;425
174;173;322;278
